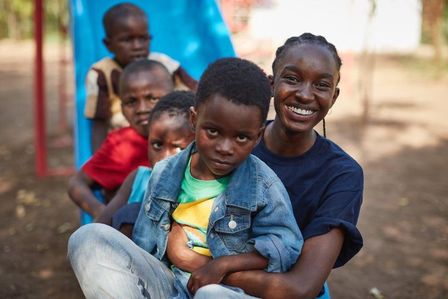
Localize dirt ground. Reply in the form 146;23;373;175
0;38;447;299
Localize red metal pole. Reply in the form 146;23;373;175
34;0;47;177
58;0;68;131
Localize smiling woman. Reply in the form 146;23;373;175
201;33;364;299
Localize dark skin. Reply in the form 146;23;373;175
91;121;110;153
166;95;268;294
69;68;173;220
91;16;198;150
223;44;343;298
95;113;194;236
172;44;347;298
91;15;151;151
67;170;108;219
103;16;150;69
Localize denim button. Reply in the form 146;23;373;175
214;207;219;212
162;223;171;231
228;220;237;229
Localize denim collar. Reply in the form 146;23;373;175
150;142;258;211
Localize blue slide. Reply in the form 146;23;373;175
69;0;235;224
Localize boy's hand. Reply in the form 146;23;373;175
187;257;228;294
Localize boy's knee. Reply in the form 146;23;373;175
67;223;112;264
194;284;224;299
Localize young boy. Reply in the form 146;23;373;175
68;59;174;220
95;91;196;237
85;2;198;151
68;57;303;298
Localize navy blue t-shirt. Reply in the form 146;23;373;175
252;132;363;267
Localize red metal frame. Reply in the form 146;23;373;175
34;0;74;177
34;0;47;177
58;0;69;132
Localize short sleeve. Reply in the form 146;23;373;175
82;129;149;190
82;131;121;189
302;169;364;268
149;52;180;74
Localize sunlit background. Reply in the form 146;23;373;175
0;1;447;298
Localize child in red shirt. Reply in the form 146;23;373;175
68;59;174;219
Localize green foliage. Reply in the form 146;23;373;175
0;0;67;39
444;0;448;40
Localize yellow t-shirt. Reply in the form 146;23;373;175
172;158;229;256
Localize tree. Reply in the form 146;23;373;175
421;0;447;63
0;0;64;40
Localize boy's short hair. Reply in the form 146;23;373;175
103;3;147;38
195;57;271;123
149;91;195;125
119;59;172;95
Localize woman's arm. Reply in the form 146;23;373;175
188;251;268;294
95;169;137;224
68;170;105;218
223;228;344;299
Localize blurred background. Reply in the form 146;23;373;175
0;0;447;298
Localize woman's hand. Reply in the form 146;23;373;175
187;257;227;294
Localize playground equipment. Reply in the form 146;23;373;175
33;0;235;221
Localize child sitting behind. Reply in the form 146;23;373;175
68;59;174;220
85;2;198;151
95;91;196;237
67;57;303;299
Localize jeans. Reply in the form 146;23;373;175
193;283;331;299
194;284;259;299
68;223;184;299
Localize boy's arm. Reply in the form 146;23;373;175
173;67;198;91
223;228;344;299
247;179;303;273
166;222;211;272
188;251;268;294
67;170;105;218
84;67;111;152
91;120;109;152
95;169;137;224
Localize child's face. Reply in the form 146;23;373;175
147;114;194;165
190;95;264;180
272;44;340;135
104;16;150;67
120;70;173;137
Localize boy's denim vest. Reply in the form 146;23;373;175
133;142;303;272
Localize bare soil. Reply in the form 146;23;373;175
0;39;447;299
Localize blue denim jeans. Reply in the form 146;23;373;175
68;223;186;299
194;283;330;299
